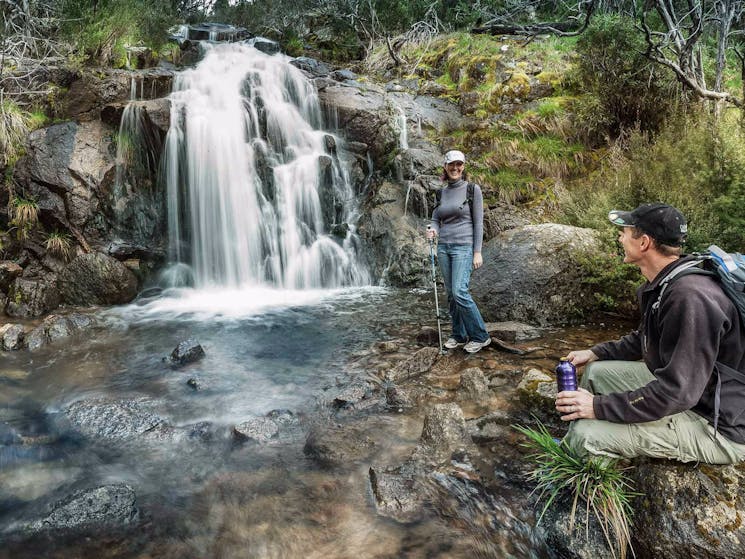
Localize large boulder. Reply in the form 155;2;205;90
57;252;138;305
471;224;607;326
5;278;61;318
631;461;745;558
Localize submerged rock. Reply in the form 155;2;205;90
232;417;279;444
24;484;139;537
385;346;440;383
59;398;171;442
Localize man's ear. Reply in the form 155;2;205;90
639;234;654;252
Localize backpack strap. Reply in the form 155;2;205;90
466;182;474;224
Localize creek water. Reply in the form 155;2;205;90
0;287;630;558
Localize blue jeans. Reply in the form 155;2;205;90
436;243;489;343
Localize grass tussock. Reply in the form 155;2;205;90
45;231;73;260
514;421;637;559
0;100;32;167
10;197;39;240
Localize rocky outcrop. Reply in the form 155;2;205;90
57;252;138;305
631;461;745;558
471;224;608;326
357;181;432;285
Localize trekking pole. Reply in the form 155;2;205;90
426;226;445;355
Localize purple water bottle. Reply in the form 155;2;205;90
555;360;578;392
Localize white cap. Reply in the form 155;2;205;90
444;150;466;164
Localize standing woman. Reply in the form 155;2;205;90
426;150;491;353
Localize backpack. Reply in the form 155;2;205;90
433;182;475;222
653;245;745;327
652;245;745;439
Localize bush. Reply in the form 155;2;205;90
562;112;745;253
572;15;679;139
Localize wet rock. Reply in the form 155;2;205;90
331;381;371;409
169;338;205;366
60;398;171;442
375;340;399;353
370;403;477;523
186;377;205;390
516;369;556;411
385;385;413;409
5;278;61;318
233;417;279;444
290;57;331;77
539;497;612;559
23;313;96;351
249;37;280;55
304;422;376;468
457;368;490;402
466;410;513;443
185;421;214;442
0;261;23;292
330;69;357;81
485;321;542;342
631;461;745;559
57;252;138;306
0;323;25;350
471;224;608;326
416;326;439;346
369;460;425;523
25;324;49;351
24;484;139;537
385;346;440;383
0;422;23;445
415;403;472;464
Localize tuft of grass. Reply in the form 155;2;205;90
10;197;39;240
45;231;73;260
0;100;32;167
513;421;637;559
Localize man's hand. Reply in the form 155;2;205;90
473;251;483;269
555;388;595;421
565;349;598;366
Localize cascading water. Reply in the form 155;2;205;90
162;43;369;290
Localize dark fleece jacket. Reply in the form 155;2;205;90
590;256;745;444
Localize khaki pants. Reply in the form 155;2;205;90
565;361;745;464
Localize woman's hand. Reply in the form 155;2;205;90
426;227;437;240
555;388;596;421
473;252;483;269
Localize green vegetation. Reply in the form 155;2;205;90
0;100;33;167
45;231;73;260
514;421;637;559
9;197;39;240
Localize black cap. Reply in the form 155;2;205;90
608;203;688;246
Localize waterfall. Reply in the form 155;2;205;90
163;43;369;289
396;106;408;150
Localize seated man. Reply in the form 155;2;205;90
557;203;745;464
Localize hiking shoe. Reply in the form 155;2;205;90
444;337;466;349
464;338;491;354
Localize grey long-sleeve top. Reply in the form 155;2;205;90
429;179;484;252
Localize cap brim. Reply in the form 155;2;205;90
608;210;634;226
